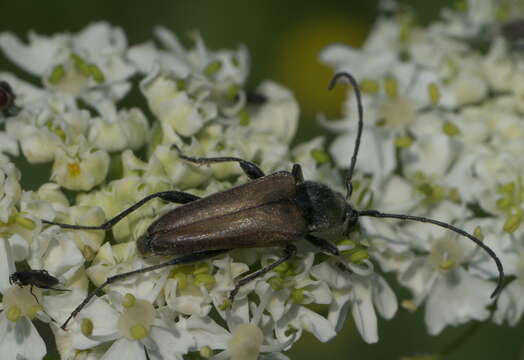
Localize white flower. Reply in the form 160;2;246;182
145;144;211;190
319;18;399;80
163;260;216;317
399;235;495;335
255;253;332;323
88;107;149;152
0;22;136;104
185;287;295;360
0;161;21;223
85;242;167;301
70;295;194;360
0;242;47;360
141;73;216;138
51;137;110;191
4;88;91;163
0;312;46;360
28;225;85;280
311;259;397;343
129;27;249;86
249;81;299;144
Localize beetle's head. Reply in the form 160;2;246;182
9;272;20;286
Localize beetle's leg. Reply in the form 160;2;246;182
29;284;39;304
291;164;304;184
174;145;264;179
304;234;339;256
37;285;72;292
29;284;57;323
229;244;297;301
42;191;200;230
60;249;229;330
305;235;354;274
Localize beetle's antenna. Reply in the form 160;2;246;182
358;209;504;298
328;71;364;200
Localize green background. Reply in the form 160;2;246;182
1;0;523;359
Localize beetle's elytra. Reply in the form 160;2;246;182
136;171;344;256
42;72;504;330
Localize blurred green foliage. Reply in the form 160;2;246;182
1;0;523;359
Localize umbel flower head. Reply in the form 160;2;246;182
0;0;520;358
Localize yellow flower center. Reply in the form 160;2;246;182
130;324;148;340
117;299;154;341
6;306;21;322
3;286;41;321
68;163;81;177
429;237;464;273
81;318;94;336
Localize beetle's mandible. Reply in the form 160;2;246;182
42;72;504;331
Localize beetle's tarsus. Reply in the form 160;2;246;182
229;244;297;302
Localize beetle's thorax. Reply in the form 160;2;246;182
294;181;348;232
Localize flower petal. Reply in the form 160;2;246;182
0;315;46;360
101;337;146;360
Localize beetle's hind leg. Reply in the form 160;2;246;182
29;285;58;323
29;284;40;305
38;285;72;292
229;244;297;301
174;145;265;180
60;249;229;330
42;191;200;230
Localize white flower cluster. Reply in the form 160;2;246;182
0;22;348;360
322;0;524;339
0;1;520;359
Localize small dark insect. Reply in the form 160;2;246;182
10;269;70;312
0;81;21;118
43;72;504;330
10;269;70;292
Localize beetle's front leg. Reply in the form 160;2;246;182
304;234;339;256
305;234;354;274
229;244;297;301
174;145;265;180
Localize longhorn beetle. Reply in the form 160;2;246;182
43;71;504;330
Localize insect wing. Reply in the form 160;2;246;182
148;199;307;254
150;171;297;231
